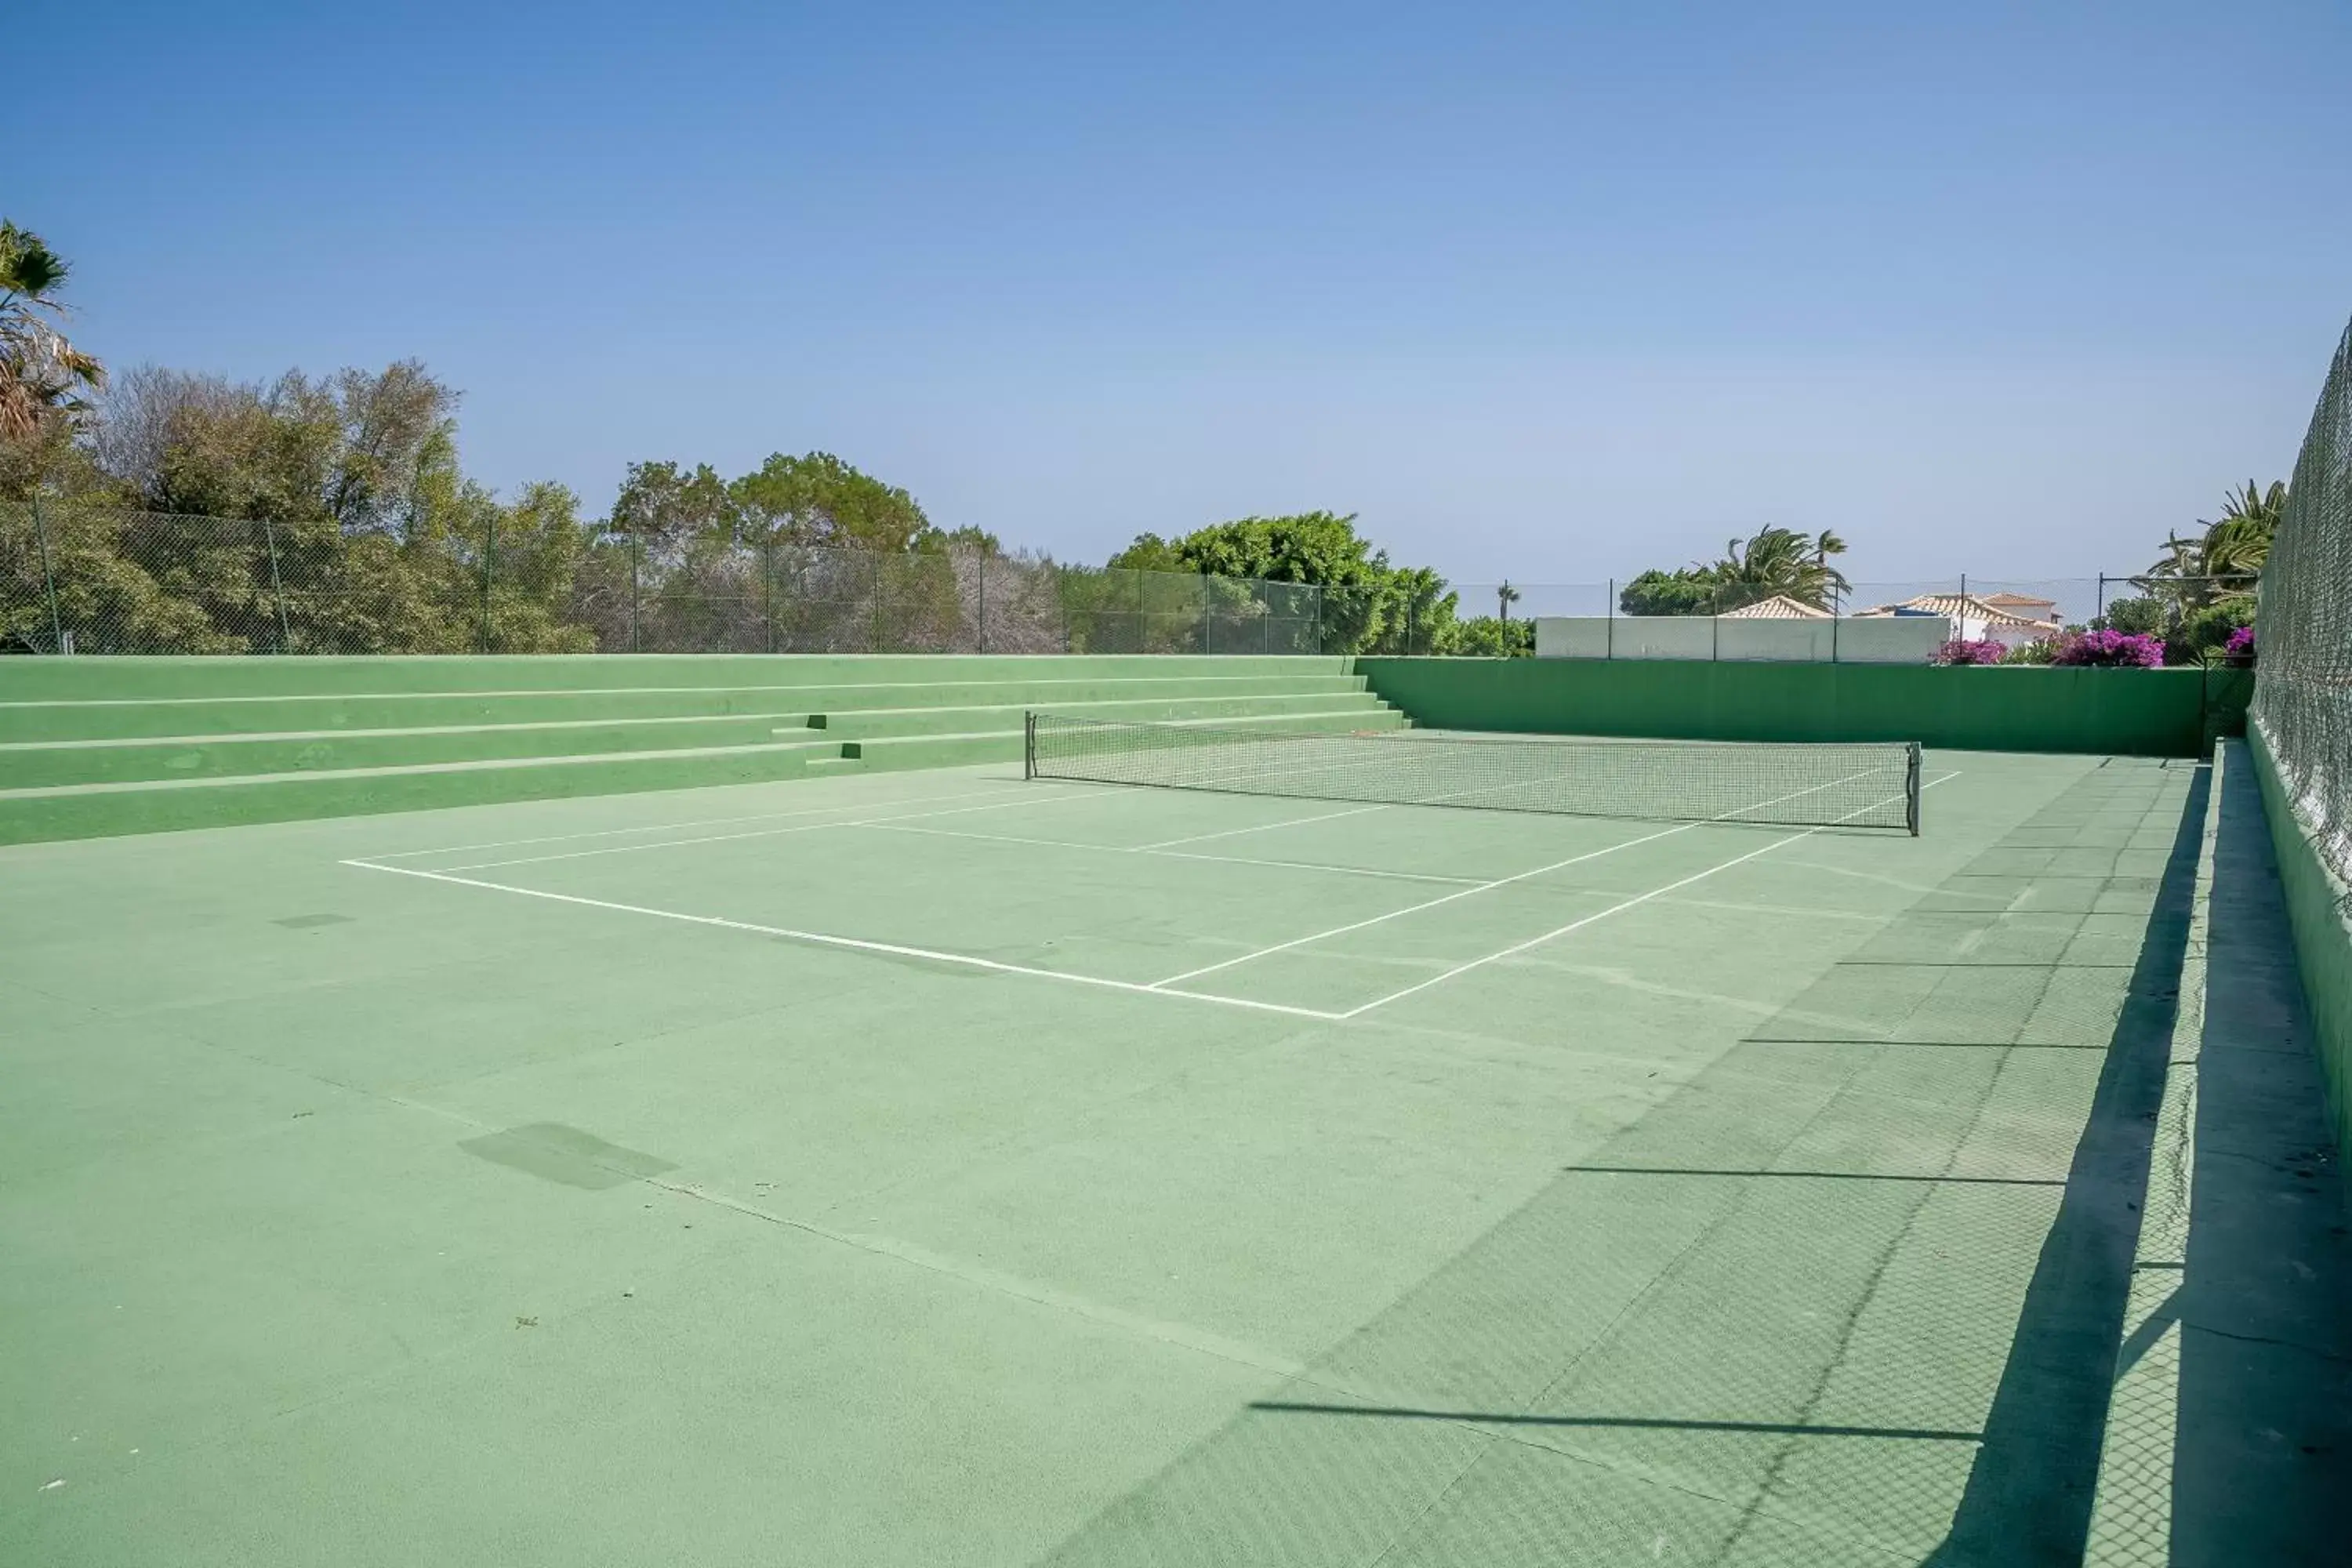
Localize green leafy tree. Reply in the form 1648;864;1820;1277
729;451;937;553
1618;568;1721;616
1439;615;1534;656
1104;511;1448;653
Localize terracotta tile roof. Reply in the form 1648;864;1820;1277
1853;593;2060;633
1719;594;1832;619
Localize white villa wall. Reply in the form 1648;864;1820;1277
1533;615;1953;662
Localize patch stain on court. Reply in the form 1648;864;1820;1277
460;1123;677;1190
271;912;353;929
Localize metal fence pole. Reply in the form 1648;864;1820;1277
762;539;776;654
976;554;988;655
1198;572;1209;655
629;531;641;652
1711;585;1720;660
478;513;495;652
260;516;293;653
1606;579;1613;659
2096;573;2106;625
1060;565;1072;653
871;553;884;652
31;497;64;654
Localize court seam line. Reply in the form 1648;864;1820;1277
1142;760;1917;990
1133;802;1388;851
1142;821;1698;989
423;787;1134;872
856;819;1486;886
355;781;1069;860
337;858;1350;1022
1337;771;1962;1018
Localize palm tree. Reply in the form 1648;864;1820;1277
1711;526;1850;611
0;223;104;441
2140;480;2284;612
1496;580;1521;622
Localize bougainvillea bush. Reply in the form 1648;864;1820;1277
2225;624;2256;662
2051;629;2165;667
1935;638;2008;666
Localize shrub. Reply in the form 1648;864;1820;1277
2225;624;2256;662
1934;637;2006;666
2172;595;2256;664
2002;637;2063;666
2051;628;2165;667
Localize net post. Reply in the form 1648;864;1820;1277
1905;742;1922;836
1024;711;1036;780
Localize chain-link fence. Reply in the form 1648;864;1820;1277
2250;314;2351;890
0;501;2266;663
0;504;1343;658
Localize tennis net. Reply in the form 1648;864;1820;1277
1025;713;1922;833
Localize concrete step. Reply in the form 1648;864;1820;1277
0;671;1374;742
0;737;844;846
800;691;1396;743
0;652;1353;702
843;706;1414;773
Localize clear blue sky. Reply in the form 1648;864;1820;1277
14;1;2350;586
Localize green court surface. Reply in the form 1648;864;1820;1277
3;748;2343;1565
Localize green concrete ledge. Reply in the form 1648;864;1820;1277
2085;740;2352;1564
2245;724;2352;1165
0;652;1354;700
0;691;1392;788
0;672;1373;743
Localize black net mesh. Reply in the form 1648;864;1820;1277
2250;315;2352;889
1028;713;1922;831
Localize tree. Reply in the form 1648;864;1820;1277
608;461;739;554
1713;525;1849;611
729;451;937;553
1105;512;1450;654
1617;526;1850;615
2140;480;2282;611
0;223;104;444
1495;580;1521;621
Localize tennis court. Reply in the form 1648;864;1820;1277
5;728;2267;1566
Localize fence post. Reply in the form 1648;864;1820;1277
2096;573;2106;625
1711;585;1720;660
1606;579;1613;659
478;512;495;652
629;531;641;652
1060;565;1071;653
31;497;66;654
976;554;988;655
761;539;776;654
871;552;884;652
260;516;293;653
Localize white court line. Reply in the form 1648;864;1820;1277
858;819;1485;887
339;858;1348;1022
337;771;1959;1029
1144;822;1697;988
358;782;1052;861
1134;803;1388;851
1139;760;1905;990
1338;771;1962;1018
430;788;1130;873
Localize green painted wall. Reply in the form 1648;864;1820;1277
1356;659;2251;759
2245;725;2352;1168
